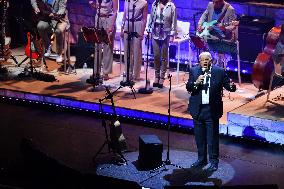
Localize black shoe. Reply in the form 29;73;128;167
191;160;207;168
157;83;164;88
207;163;218;172
153;82;159;87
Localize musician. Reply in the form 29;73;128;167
197;0;237;40
89;0;118;80
148;0;177;88
186;52;236;172
31;0;69;63
272;24;284;76
121;0;148;81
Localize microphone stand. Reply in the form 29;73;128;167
88;0;104;89
150;74;183;173
93;85;127;165
120;0;138;99
138;31;153;94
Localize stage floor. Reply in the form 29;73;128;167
1;48;283;143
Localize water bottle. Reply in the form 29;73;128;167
83;63;87;73
122;71;126;82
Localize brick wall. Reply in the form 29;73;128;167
68;0;284;43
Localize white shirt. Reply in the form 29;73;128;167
201;70;211;105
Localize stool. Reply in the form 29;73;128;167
63;27;76;74
138;135;163;169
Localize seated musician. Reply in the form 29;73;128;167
272;24;284;77
31;0;69;63
197;0;237;41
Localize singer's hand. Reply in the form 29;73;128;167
120;29;124;38
195;75;205;85
34;7;40;14
89;1;96;9
197;25;203;32
107;27;113;33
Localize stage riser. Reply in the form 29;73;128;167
1;88;283;145
0;88;193;129
227;113;284;144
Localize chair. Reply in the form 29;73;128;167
170;20;192;85
63;26;76;74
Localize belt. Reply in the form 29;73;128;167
98;14;113;18
126;18;143;22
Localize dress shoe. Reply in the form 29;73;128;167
44;45;51;57
153;77;159;87
56;55;63;63
191;160;207;168
207;163;218;172
103;74;109;81
158;78;164;88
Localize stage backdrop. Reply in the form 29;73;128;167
67;0;284;43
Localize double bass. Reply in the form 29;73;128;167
252;26;281;90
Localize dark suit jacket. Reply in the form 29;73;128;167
186;65;236;120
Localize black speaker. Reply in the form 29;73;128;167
138;135;163;169
75;31;94;68
238;16;275;63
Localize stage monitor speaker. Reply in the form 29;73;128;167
138;135;163;169
238;16;275;63
75;31;94;68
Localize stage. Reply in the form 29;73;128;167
0;47;283;144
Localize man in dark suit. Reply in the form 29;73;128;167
186;52;236;172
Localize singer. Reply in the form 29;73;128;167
89;0;118;80
148;0;177;88
121;0;148;81
186;52;236;172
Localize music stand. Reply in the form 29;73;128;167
84;1;110;90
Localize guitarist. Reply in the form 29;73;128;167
31;0;69;63
197;0;237;41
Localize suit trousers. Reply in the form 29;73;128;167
193;104;219;164
123;20;144;80
94;16;116;75
152;37;169;80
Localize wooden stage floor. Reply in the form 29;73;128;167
0;52;283;143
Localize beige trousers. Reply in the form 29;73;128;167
37;21;67;54
152;37;169;80
94;16;116;75
123;20;144;80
